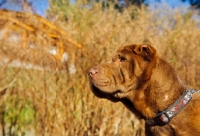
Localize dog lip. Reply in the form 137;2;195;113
90;80;116;94
89;77;110;87
93;81;109;87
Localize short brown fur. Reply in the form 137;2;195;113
88;44;200;136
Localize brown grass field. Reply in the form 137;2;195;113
0;3;200;136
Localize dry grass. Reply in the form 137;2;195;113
0;3;200;136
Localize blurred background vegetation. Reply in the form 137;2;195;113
0;0;200;135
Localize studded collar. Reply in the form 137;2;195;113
146;89;198;126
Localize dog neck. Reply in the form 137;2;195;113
150;59;188;113
126;58;188;121
146;89;195;125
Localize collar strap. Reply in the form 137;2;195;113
146;89;196;126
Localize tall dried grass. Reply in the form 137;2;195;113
0;3;200;136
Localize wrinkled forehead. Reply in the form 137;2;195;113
116;45;137;55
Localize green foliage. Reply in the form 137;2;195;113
5;99;35;124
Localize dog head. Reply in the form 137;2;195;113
88;44;157;102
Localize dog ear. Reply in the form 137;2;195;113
133;44;156;62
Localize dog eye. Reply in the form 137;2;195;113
118;55;126;62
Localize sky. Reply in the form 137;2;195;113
0;0;194;17
0;0;49;16
146;0;190;8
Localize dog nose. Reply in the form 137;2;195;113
89;68;99;76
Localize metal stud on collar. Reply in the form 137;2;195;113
193;90;200;94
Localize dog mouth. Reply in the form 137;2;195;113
90;78;110;87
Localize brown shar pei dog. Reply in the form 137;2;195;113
88;44;200;136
